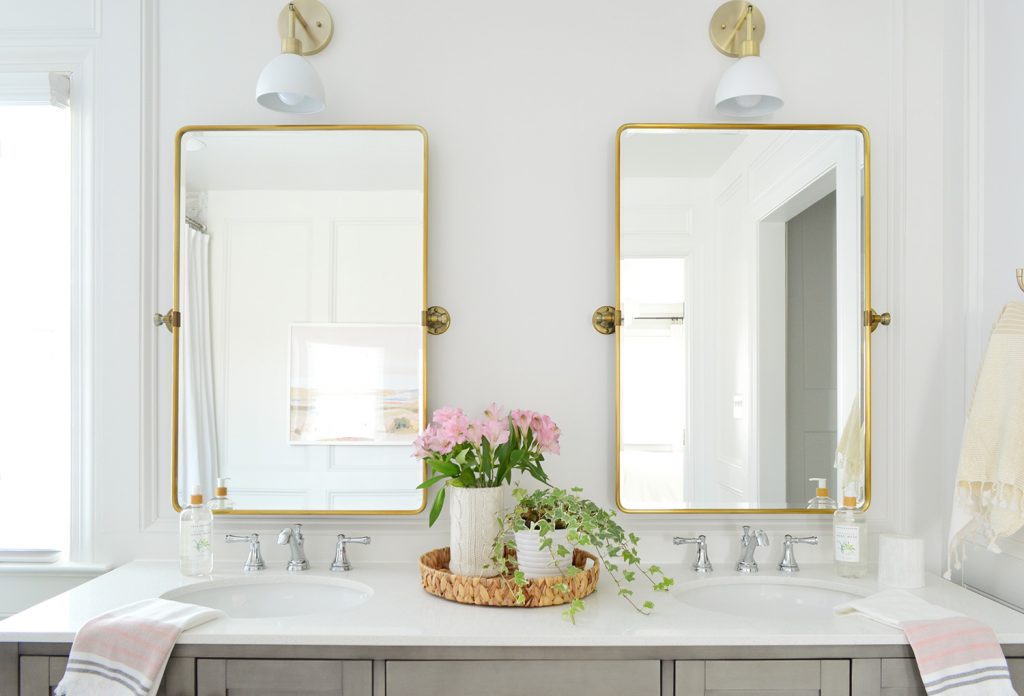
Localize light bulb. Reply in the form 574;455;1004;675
735;94;762;108
278;92;304;106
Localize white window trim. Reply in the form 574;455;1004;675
0;47;96;563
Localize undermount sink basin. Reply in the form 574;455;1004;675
673;577;864;621
161;574;373;619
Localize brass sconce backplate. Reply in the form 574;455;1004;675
709;0;766;57
423;306;451;335
592;306;620;335
277;0;334;56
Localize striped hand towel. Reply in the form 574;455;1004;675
837;590;1017;695
54;598;223;696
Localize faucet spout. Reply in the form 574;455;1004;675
735;526;769;574
277;524;310;571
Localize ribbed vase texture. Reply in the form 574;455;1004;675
448;486;504;577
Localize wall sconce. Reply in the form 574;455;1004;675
256;0;334;114
709;1;783;117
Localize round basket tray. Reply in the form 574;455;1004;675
419;547;600;607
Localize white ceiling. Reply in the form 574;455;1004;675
620;130;747;179
182;130;424;192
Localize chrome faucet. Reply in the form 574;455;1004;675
330;533;371;572
224;533;265;572
277;524;310;571
673;534;713;573
777;534;818;573
735;526;769;574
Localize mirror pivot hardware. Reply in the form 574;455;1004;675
423;306;451;335
592;306;622;334
865;308;891;333
153;309;181;333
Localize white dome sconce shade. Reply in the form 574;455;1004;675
709;1;783;118
256;0;335;114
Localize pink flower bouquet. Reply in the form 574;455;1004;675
414;403;561;526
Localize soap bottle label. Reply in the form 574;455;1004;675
834;524;860;562
190;521;212;555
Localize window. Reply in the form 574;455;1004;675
0;73;72;554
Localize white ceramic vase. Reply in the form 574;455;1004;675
514;528;574;579
448;486;504;577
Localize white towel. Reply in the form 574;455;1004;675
947;302;1024;574
54;598;223;696
837;591;1017;695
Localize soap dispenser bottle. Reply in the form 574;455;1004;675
207;477;235;511
807;478;837;509
833;488;867;578
180;484;214;576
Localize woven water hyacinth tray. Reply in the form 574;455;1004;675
419;546;600;607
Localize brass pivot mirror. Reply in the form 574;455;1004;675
614;124;873;515
172;125;430;515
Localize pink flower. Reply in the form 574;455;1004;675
509;409;534;432
412;424;455;458
433;407;469;443
483;402;506;423
464;419;483;447
531;414;561;455
479;418;510;447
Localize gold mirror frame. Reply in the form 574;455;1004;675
614;123;873;515
171;124;429;515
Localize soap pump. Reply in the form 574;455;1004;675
208;477;235;511
807;478;837;509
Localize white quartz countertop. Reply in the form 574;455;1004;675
1;560;1023;647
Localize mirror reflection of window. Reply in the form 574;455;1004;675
620;259;687;510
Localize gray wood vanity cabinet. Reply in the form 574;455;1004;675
5;648;1024;696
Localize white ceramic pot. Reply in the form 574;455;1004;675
448;486;505;577
514;528;574;579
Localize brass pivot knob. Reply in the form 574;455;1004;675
866;309;891;333
592;306;621;335
423;306;451;335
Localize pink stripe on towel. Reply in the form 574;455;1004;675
902;618;1016;695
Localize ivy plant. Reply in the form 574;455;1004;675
491;486;675;623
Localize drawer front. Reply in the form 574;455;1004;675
853;658;1024;696
197;659;371;696
386;660;661;696
18;656;194;696
677;660;850;696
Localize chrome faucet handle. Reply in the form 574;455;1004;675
777;534;818;573
225;533;265;572
735;527;769;574
330;533;371;572
673;535;713;573
277;524;310;571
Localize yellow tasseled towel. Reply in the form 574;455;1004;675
834;397;864;499
947;302;1024;574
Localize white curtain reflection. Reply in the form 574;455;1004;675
180;222;220;501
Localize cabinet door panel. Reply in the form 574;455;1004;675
197;659;371;696
20;655;194;696
678;660;850;696
854;658;1024;695
386;660;660;696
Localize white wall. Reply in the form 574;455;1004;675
2;0;994;580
